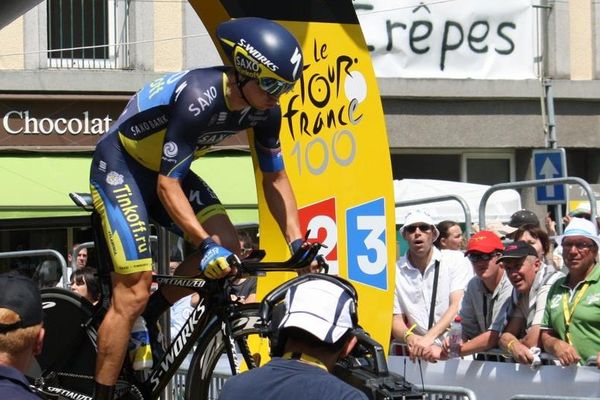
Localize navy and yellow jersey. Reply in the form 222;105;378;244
104;67;284;179
90;67;285;274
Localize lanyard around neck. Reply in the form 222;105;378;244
282;352;328;371
561;281;591;344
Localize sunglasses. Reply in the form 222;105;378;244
404;224;432;234
467;253;499;262
562;241;596;251
258;77;295;98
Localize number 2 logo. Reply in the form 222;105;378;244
298;198;338;274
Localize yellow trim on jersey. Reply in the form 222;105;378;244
198;204;228;223
90;186;153;275
183;203;229;243
167;154;194;176
223;72;233;110
118;130;167;172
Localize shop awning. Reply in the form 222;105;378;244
0;152;258;224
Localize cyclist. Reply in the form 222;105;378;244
89;17;306;399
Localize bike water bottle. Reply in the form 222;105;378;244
129;316;153;370
448;315;462;358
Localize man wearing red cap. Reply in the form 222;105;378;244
441;231;512;358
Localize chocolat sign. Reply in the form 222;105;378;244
0;98;126;148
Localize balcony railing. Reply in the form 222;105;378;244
46;0;130;69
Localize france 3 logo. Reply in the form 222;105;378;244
346;198;387;290
299;197;388;290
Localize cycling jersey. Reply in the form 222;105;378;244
90;67;285;274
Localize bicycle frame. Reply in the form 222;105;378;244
144;275;238;398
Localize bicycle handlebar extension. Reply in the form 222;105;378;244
227;241;327;275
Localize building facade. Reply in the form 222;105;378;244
0;1;599;260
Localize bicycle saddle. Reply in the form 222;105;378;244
69;192;94;211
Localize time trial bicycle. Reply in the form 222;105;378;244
29;192;422;400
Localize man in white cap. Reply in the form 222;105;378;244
541;218;600;368
392;210;472;362
218;275;368;400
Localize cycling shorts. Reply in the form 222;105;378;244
90;134;226;275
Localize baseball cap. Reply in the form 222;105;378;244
569;203;592;218
0;274;43;333
485;219;517;238
509;210;540;229
400;210;440;241
278;277;356;344
557;217;600;248
497;241;538;263
466;230;504;254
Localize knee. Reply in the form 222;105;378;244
112;272;152;317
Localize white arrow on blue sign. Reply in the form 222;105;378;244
533;148;567;204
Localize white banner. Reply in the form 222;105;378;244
356;0;537;79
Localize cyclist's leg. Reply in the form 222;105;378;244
95;270;152;380
152;172;241;304
90;138;154;397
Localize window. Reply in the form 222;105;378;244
391;151;514;184
463;153;514;185
46;0;130;69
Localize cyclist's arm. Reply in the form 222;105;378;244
157;174;210;247
262;169;302;243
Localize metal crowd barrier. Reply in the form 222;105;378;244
422;384;477;400
510;396;600;400
0;249;68;288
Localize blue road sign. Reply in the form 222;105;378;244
533;148;567;204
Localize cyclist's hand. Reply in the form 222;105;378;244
290;239;320;275
198;238;234;279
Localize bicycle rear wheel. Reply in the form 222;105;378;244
184;304;271;400
30;288;97;395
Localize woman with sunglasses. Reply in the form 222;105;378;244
88;17;307;399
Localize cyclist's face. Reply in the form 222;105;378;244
242;80;279;110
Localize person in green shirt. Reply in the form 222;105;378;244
541;217;600;367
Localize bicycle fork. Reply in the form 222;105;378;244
222;316;242;375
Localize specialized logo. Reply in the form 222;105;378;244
42;301;57;309
236;38;279;72
150;300;206;390
106;171;124;186
99;160;107;172
46;387;91;400
163;142;178;158
290;46;302;79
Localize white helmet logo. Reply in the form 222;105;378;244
163;142;178;158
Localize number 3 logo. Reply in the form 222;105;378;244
346;198;388;290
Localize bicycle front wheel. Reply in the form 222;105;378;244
184;304;271;400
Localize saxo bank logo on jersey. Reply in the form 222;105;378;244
346;198;387;290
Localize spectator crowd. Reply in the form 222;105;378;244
393;208;600;368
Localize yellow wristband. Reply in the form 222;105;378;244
507;339;517;353
404;324;417;342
